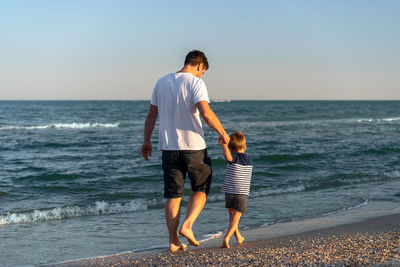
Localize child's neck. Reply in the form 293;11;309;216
233;149;245;153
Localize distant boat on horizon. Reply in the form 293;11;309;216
211;99;231;103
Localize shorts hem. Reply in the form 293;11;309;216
164;194;184;199
227;207;246;214
192;189;209;195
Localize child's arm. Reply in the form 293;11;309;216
219;136;233;162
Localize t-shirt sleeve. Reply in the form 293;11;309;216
150;82;158;106
192;79;210;104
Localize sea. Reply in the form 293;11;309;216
1;100;400;266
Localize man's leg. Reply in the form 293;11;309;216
179;191;206;246
165;197;187;252
180;149;211;246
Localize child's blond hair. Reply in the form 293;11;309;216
228;131;246;152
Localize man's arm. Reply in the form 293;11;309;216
141;104;158;160
196;101;230;144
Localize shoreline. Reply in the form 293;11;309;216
44;202;400;266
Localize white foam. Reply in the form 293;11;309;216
357;117;400;123
206;194;225;202
0;122;120;130
383;170;400;178
199;231;224;243
0;200;147;225
227;116;400;129
323;198;369;216
260;221;275;227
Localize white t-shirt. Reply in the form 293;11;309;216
151;72;210;150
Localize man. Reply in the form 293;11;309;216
141;50;230;252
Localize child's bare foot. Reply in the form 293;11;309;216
235;233;245;244
169;242;187;252
179;226;199;246
220;237;230;248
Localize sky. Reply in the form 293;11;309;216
1;0;399;100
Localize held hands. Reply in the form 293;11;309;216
219;133;233;162
218;136;224;146
141;142;152;160
219;133;230;146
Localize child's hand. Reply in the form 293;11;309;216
218;135;227;146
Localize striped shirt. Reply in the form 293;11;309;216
221;152;253;196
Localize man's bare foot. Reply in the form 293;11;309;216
169;242;187;252
179;227;199;246
220;237;230;248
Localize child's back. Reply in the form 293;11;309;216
221;152;253;196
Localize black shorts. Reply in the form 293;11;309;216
162;149;212;198
225;193;248;213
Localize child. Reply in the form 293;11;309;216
219;131;253;248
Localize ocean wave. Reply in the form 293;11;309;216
251;186;306;198
322;198;369;216
0;199;153;225
206;185;306;203
304;173;396;192
199;231;224;243
16;173;80;182
351;147;400;157
254;153;321;163
245;173;393;200
383;170;400;178
357;117;400;123
0;122;120;130
229;116;400;129
206;194;226;202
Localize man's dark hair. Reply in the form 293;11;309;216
184;50;209;70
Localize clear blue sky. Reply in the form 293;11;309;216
1;0;399;100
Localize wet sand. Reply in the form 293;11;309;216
46;213;400;266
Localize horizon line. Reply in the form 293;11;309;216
1;99;400;102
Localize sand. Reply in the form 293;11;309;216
44;213;400;266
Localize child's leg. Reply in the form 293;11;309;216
234;226;245;244
221;209;242;248
228;208;244;244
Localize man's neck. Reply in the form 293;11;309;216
177;64;205;78
177;65;195;75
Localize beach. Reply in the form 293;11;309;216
45;211;400;266
2;101;400;266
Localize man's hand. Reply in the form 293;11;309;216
220;133;230;145
218;134;233;162
141;142;152;160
